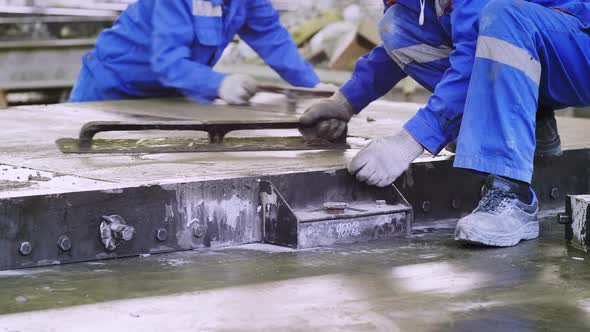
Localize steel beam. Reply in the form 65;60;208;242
0;5;121;17
0;149;589;270
0;38;93;93
0;16;113;41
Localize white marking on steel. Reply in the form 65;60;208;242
571;195;589;250
335;222;361;238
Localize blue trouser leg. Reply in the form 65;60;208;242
380;3;452;93
454;0;590;183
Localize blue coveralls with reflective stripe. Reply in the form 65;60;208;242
340;0;590;183
70;0;319;103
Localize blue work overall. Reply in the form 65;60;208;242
340;0;590;183
70;0;319;103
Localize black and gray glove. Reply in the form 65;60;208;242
299;91;354;142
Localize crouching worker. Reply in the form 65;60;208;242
70;0;321;105
300;0;590;247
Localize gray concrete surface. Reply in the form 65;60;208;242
0;96;446;198
0;219;588;331
1;95;588;198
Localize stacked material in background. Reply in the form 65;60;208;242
221;1;384;71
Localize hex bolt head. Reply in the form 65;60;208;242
121;228;134;241
550;187;560;200
421;201;432;213
451;199;461;210
57;235;72;252
155;228;168;242
19;242;32;256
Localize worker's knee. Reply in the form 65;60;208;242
378;6;405;49
379;7;407;68
379;5;428;69
479;0;527;33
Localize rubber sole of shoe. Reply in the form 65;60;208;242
454;221;540;247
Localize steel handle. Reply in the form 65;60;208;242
78;120;304;148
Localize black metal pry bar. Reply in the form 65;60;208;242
56;120;349;154
257;84;337;112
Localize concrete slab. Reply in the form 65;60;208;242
1;95;588;197
0;96;430;194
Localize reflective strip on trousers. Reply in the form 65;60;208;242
388;44;452;69
475;36;541;86
193;0;222;17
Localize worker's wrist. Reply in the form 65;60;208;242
329;91;355;118
396;128;425;161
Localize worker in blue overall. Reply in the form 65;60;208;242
300;0;590;247
70;0;320;105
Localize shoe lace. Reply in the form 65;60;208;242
477;189;518;214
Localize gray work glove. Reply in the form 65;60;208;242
299;91;354;142
348;129;424;187
218;74;258;105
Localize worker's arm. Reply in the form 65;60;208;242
339;44;407;113
339;0;405;112
149;0;225;103
298;2;407;142
299;45;407;142
238;0;320;88
403;0;487;154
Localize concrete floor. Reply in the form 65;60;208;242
0;219;589;331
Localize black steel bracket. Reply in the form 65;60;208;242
260;170;413;249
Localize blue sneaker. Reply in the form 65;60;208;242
454;175;539;247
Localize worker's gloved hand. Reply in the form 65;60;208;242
348;129;424;187
299;91;354;142
218;74;258;105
